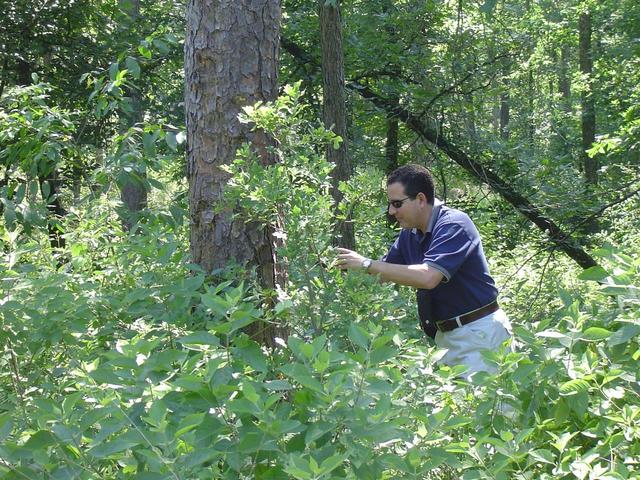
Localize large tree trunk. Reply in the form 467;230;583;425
118;0;147;231
579;10;597;186
319;0;355;250
185;0;287;347
280;37;598;270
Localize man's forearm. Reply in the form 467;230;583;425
368;260;443;290
335;247;443;290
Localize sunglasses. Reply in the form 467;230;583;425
387;196;413;209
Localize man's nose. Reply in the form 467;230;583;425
388;204;396;215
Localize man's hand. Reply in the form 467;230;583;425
335;248;367;270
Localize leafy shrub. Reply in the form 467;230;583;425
2;86;640;479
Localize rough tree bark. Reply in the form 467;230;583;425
579;10;597;186
281;37;599;270
319;0;355;250
185;0;287;347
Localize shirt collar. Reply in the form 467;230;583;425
411;198;444;235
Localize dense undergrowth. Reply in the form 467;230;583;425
1;87;640;479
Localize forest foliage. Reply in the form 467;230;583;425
1;0;640;478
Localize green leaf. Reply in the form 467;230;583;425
201;292;229;317
479;0;498;17
280;363;324;394
237;431;278;453
234;340;268;372
559;379;590;396
285;454;313;480
175;413;206;438
108;62;119;81
125;56;141;79
62;392;83;415
0;413;13;441
23;430;57;450
348;322;369;350
601;285;640;297
370;345;397;365
319;453;346;475
274;299;293;315
535;330;568;339
143;400;167;429
142;132;156;156
577;266;609;281
529;449;556;464
152;38;170;54
304;421;333;445
313;350;330;373
264;380;292;391
608;324;640;346
178;331;220;346
88;430;143;458
212;309;259;335
165;132;177;151
580;327;612;342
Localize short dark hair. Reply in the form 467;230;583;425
387;164;435;204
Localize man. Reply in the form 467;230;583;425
336;164;512;378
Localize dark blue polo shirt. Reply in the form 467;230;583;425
383;199;498;322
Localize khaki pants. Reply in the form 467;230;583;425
435;309;513;380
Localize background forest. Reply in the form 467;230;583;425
1;0;640;478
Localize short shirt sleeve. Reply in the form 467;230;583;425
382;235;405;265
423;223;477;281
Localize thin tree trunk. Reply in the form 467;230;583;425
499;91;509;140
463;93;477;142
385;99;400;173
0;56;8;98
118;0;147;231
39;172;67;250
559;44;571;108
553;43;572;158
381;1;401;173
185;0;287;347
488;44;500;134
319;0;355;250
579;10;597;185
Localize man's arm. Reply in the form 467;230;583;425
335;248;443;290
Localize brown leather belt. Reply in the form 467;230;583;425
435;300;499;332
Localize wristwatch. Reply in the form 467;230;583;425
361;258;373;271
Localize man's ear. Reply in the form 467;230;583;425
416;192;428;205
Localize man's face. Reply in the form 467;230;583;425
387;182;419;229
